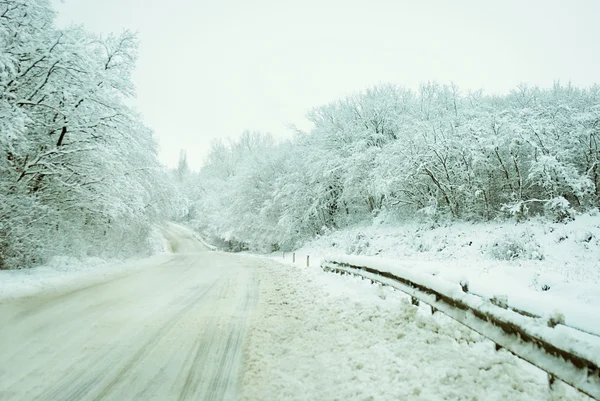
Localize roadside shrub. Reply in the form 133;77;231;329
487;232;544;261
346;232;371;255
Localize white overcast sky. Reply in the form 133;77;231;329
52;0;600;170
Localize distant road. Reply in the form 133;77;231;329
0;224;257;401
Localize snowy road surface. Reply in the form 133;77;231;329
0;225;257;401
0;225;594;401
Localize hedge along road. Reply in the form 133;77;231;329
0;224;258;401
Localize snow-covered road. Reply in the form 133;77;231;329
0;225;258;401
0;225;593;401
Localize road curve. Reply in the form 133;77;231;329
0;225;258;401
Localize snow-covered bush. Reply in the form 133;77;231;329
544;197;575;223
346;232;371;255
487;232;544;261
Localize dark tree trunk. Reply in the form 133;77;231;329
57;125;67;146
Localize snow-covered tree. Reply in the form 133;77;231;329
189;83;600;250
0;0;172;269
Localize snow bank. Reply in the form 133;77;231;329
0;254;174;301
322;256;600;397
240;259;592;401
256;213;600;397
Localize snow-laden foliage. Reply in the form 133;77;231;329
0;0;175;269
192;83;600;251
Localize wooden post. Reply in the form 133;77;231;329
306;255;310;267
293;253;295;263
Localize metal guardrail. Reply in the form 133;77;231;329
190;232;218;251
198;236;217;251
322;258;600;400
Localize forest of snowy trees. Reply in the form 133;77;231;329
0;0;180;269
187;83;600;252
3;1;599;268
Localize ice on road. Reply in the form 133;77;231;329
0;225;257;401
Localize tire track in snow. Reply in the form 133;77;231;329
88;281;218;401
17;267;205;401
33;274;216;401
0;235;258;401
177;276;259;401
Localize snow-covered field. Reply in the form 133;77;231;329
240;260;592;401
246;213;600;399
279;213;600;330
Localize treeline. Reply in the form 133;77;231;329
0;0;180;269
188;83;600;251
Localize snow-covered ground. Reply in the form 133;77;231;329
0;255;169;301
276;213;600;330
0;223;176;302
2;220;597;400
240;260;592;401
244;213;600;399
0;226;256;401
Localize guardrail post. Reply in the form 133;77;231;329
548;374;556;392
306;255;310;267
293;253;295;263
431;295;441;314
